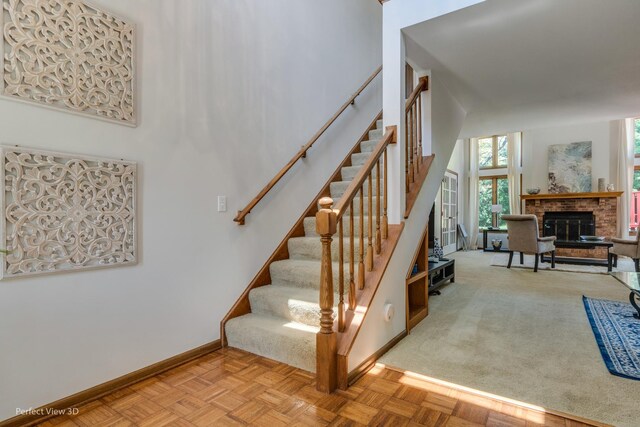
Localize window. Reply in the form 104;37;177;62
478;135;508;169
634;118;640;156
632;119;640;229
479;176;511;229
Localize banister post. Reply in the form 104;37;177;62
420;76;429;91
316;197;338;393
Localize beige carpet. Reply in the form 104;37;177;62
380;250;640;427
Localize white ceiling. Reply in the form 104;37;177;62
404;0;640;137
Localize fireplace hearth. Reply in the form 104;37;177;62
543;211;595;243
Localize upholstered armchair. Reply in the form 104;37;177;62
610;234;640;272
503;214;556;272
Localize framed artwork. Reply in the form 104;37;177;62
1;0;136;125
548;141;592;193
1;146;137;278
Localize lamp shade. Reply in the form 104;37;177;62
491;204;503;214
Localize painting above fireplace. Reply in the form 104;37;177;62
548;141;592;193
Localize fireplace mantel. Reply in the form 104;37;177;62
521;191;623;201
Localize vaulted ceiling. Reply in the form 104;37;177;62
404;0;640;137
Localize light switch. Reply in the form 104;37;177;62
217;196;227;212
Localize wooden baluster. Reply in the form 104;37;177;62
409;105;415;185
375;158;381;254
418;91;422;166
382;148;388;240
349;201;356;310
411;103;420;175
338;218;345;332
405;113;409;193
367;173;374;271
358;187;365;289
316;197;337;393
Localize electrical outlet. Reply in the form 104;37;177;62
217;196;227;212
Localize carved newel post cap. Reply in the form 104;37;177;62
319;197;334;210
316;197;337;236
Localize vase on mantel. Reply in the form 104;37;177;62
598;178;606;192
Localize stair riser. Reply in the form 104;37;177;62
376;119;383;129
288;237;368;262
351;152;372;166
225;316;316;372
331;181;382;198
360;139;379;153
269;261;343;290
340;165;380;181
248;287;339;327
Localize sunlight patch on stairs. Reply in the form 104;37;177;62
283;321;319;333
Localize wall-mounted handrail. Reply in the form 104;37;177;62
233;66;383;225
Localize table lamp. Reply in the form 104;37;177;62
491;204;503;229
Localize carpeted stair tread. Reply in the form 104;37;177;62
288;236;364;261
269;258;345;289
225;313;317;372
369;129;383;140
248;284;338;326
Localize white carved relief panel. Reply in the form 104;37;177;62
1;0;136;125
1;146;137;278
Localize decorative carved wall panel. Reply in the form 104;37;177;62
1;0;136;125
1;146;137;278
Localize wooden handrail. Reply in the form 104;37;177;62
333;126;397;217
405;76;428;113
404;77;428;197
234;66;383;225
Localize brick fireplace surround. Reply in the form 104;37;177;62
522;192;623;259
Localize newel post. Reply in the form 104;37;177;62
316;197;338;393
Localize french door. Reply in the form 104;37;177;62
441;170;458;254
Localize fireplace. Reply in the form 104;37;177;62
543;211;595;243
523;192;620;259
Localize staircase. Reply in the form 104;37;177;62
225;119;385;372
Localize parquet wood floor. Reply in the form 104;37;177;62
40;348;601;426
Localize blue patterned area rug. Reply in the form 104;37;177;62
583;296;640;380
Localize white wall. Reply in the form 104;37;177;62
0;0;382;419
349;73;466;371
382;0;484;224
522;120;618;194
